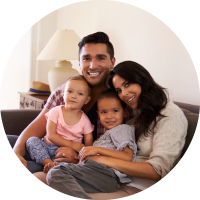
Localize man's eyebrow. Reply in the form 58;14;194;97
96;54;107;58
82;54;91;58
81;54;107;59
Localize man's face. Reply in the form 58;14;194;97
79;43;115;87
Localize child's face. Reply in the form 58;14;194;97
97;98;124;130
63;80;91;110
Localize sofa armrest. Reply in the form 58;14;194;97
1;109;41;136
180;108;199;157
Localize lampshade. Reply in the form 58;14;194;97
37;30;80;92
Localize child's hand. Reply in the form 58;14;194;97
72;142;85;153
78;146;99;162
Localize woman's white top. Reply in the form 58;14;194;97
126;99;188;190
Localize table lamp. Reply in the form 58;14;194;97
37;29;80;92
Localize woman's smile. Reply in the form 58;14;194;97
127;95;135;103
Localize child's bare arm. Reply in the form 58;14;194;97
83;132;93;146
47;119;85;152
46;119;73;147
79;146;133;163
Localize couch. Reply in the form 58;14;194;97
1;101;199;158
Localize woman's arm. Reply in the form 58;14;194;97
79;146;133;162
87;103;187;182
83;133;93;146
86;155;161;181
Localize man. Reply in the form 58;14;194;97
11;32;117;173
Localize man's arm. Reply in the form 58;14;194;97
13;108;49;168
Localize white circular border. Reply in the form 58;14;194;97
0;0;199;200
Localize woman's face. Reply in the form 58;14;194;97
112;74;141;109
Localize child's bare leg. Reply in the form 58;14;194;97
53;162;60;167
42;158;53;166
43;160;61;173
33;172;47;184
42;158;54;173
43;163;54;173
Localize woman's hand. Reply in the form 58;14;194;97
79;146;99;162
71;142;85;153
85;155;106;164
54;147;79;164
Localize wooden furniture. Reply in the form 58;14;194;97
18;92;50;109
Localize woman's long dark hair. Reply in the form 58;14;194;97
107;61;168;141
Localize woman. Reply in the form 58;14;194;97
90;60;187;198
34;61;187;199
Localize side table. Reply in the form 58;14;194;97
19;92;50;109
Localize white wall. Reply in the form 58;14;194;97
56;0;200;105
31;10;58;84
0;10;58;109
106;1;200;105
0;29;32;109
1;0;199;109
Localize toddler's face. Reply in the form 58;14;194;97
97;98;124;130
63;80;90;110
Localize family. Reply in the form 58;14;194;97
9;32;188;199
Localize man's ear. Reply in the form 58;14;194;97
79;61;81;70
85;96;91;104
111;57;116;69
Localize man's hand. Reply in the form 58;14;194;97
54;147;79;164
79;146;99;162
16;153;28;169
71;142;85;153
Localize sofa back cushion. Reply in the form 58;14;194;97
181;108;199;157
1;109;41;136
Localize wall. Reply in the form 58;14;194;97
112;2;199;105
0;29;32;109
0;0;199;109
31;10;58;84
0;10;57;109
55;0;200;105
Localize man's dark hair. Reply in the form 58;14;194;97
78;32;114;60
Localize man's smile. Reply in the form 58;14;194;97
88;72;101;77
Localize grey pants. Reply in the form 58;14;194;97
46;159;120;199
